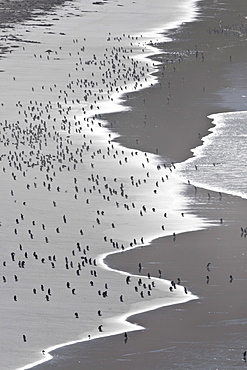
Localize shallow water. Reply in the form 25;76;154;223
174;111;247;199
0;0;209;369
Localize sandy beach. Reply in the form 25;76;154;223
1;0;247;369
34;0;247;369
1;0;204;369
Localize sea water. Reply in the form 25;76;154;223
0;0;206;369
174;111;247;199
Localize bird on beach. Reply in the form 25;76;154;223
0;29;217;366
124;332;128;343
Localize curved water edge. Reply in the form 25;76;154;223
18;243;198;370
174;111;247;200
13;126;209;370
0;1;214;369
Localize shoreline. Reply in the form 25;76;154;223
1;0;247;369
102;0;247;163
0;1;208;368
32;0;247;369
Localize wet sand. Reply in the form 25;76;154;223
0;0;66;26
32;0;247;369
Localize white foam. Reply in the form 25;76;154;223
174;111;247;199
